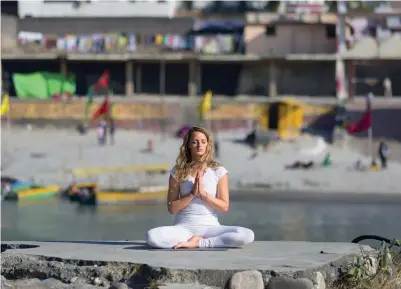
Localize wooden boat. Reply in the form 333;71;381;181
66;183;167;206
1;177;60;201
72;164;170;178
64;164;170;206
96;186;167;205
61;183;98;202
4;185;60;201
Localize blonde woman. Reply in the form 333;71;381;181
146;126;254;249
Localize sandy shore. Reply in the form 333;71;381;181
1;126;401;194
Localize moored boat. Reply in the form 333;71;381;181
66;184;167;206
96;186;168;205
3;185;61;201
63;163;170;206
1;177;60;201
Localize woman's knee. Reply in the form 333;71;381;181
238;227;255;245
146;228;162;248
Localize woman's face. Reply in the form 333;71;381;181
189;131;208;159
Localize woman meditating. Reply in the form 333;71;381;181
146;126;254;249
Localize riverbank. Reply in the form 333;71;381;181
2;127;401;195
0;240;373;289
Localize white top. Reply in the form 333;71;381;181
169;166;228;226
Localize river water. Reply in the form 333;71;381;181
2;193;401;246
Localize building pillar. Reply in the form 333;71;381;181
269;60;277;97
0;59;2;93
196;61;202;96
336;0;348;100
188;60;197;97
135;62;142;94
160;60;166;95
125;60;134;97
347;60;356;98
60;58;68;75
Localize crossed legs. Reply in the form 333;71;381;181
146;225;254;249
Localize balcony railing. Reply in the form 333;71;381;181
14;31;244;55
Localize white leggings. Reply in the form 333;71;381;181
146;224;255;249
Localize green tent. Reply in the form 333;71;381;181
13;72;76;99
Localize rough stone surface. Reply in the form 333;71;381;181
311;272;326;289
267;276;314;289
229;270;264;289
159;284;218;289
109;283;129;289
9;278;46;289
365;257;378;277
0;275;107;289
41;278;71;288
1;241;371;288
1;275;15;289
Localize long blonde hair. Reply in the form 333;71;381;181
174;126;220;182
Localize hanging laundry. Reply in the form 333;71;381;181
127;33;137;51
118;34;128;49
155;34;163;45
57;37;66;51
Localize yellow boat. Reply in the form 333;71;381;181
64;164;170;206
96;187;168;205
72;164;170;178
66;184;167;206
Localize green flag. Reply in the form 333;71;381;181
13;72;75;99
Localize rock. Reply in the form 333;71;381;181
109;283;129;289
93;277;102;286
365;257;378;277
267;276;314;289
1;275;13;289
12;278;47;289
263;276;270;287
41;278;70;289
71;277;89;285
310;272;326;289
229;270;264;289
100;278;110;287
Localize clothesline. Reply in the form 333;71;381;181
18;31;244;54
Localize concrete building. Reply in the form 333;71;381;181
1;1;401;98
18;1;176;18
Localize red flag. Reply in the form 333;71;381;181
347;111;372;134
91;98;109;120
94;70;110;92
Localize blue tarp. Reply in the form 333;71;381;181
192;20;244;33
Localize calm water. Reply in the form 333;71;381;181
2;195;401;245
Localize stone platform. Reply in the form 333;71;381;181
1;241;372;289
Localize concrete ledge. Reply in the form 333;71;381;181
1;241;372;288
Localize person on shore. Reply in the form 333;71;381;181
378;141;389;169
109;117;116;145
369;159;380;172
146;126;254;249
97;119;107;146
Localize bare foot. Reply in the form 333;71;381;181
173;236;202;249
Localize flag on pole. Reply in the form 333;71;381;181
0;93;10;116
198;90;213;122
347;111;371;133
347;93;373;134
84;70;111;122
94;70;110;92
91;97;110;120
